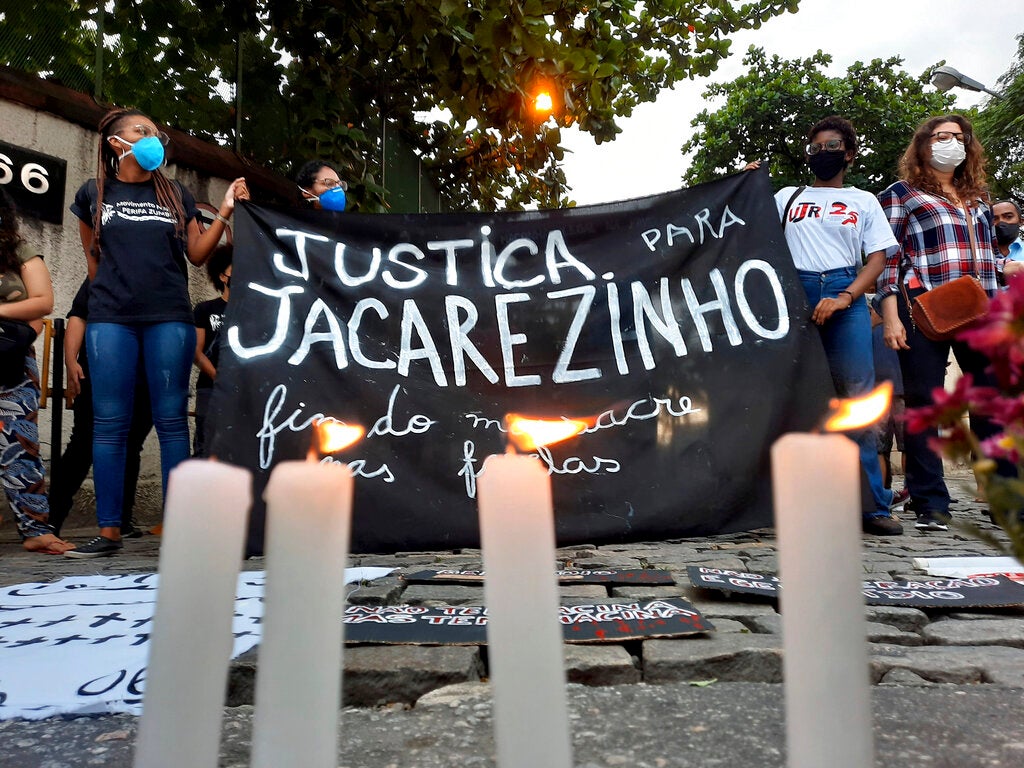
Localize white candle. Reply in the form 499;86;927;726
250;459;353;768
133;460;252;768
478;451;573;768
772;433;874;768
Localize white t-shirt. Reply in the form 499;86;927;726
774;185;897;272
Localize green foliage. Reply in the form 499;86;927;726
2;1;801;210
682;47;955;192
975;33;1024;206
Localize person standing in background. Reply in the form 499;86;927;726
993;199;1024;281
752;116;903;535
192;244;232;457
877;114;1005;532
0;189;74;554
295;159;348;211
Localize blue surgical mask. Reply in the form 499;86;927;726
319;185;347;212
113;135;165;171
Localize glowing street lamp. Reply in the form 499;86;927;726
533;89;554;116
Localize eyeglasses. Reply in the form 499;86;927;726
122;124;171;146
930;131;971;144
316;177;348;190
805;139;844;155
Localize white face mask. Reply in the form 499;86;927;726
929;138;967;172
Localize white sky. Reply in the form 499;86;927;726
561;0;1023;205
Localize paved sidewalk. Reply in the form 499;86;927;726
1;471;1022;767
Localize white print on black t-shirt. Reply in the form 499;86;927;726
102;200;176;226
209;314;225;332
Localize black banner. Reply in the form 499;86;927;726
687;566;1024;608
343;599;713;644
402;569;676;585
210;171;832;554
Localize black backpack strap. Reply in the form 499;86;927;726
781;185;805;229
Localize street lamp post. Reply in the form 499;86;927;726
930;65;1002;98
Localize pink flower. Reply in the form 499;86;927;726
927;421;975;459
904;374;975;433
960;275;1024;388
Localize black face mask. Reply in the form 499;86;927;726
995;222;1020;245
807;150;847;181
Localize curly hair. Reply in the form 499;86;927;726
0;188;22;274
205;243;233;291
295;159;338;190
89;108;187;260
807;115;858;155
898;114;987;202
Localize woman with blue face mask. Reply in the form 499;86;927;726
295;159;348;211
66;108;249;558
877;114;1006;533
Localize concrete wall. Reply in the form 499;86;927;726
1;94;239;529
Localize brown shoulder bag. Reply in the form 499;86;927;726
902;202;990;341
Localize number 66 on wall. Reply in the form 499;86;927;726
0;140;67;224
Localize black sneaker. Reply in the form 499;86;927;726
914;510;952;531
863;515;904;536
121;524;145;539
64;536;123;559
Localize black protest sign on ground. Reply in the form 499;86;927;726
210;170;833;554
343;599;713;645
687;566;1024;608
402;569;675;585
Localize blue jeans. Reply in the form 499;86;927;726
87;322;196;528
799;268;891;516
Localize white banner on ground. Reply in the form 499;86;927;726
913;556;1024;582
0;568;394;721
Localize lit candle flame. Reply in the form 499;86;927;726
507;414;587;452
308;419;364;460
823;381;893;432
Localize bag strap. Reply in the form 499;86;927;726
781;185;805;230
899;198;982;313
962;201;981;278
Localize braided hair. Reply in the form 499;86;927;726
89;108;187;260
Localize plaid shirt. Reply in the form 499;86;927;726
876;180;1003;298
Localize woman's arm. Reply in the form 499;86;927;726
193;327;217;380
79;219;99;280
0;256;53;332
64;315;86;407
186;177;249;265
809;250;887;325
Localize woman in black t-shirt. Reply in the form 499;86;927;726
66;108;248;559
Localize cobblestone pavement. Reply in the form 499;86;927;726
1;471;1022;766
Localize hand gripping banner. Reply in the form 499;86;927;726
209;170;832;554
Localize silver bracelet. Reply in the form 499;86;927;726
214;213;231;226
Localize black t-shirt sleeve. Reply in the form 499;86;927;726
70;179;97;226
178;182;201;225
68;280;90;320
